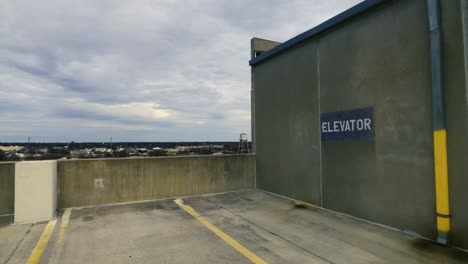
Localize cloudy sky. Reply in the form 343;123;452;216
0;0;360;142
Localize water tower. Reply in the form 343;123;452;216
238;133;249;154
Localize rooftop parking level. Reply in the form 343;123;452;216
1;189;467;264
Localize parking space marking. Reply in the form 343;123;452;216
57;208;71;244
48;208;72;264
174;198;267;264
27;219;57;264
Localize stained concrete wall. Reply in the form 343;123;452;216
251;38;282;153
57;155;255;208
0;162;15;215
319;0;435;238
252;0;468;249
255;39;321;205
442;0;468;250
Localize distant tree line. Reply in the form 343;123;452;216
0;141;252;162
0;150;19;161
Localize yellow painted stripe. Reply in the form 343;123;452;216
433;129;450;232
174;199;267;264
27;219;57;264
57;209;71;244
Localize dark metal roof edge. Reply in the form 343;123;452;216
249;0;389;66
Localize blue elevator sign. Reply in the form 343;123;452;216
320;107;374;141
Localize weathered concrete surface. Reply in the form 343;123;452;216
49;200;250;264
3;223;47;264
4;190;468;264
0;223;34;264
251;38;281;153
442;0;468;250
57;155;255;208
252;0;456;245
0;162;15;215
254;38;321;205
319;0;435;239
251;37;281;60
0;215;13;227
185;190;468;263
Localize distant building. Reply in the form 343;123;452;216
94;148;113;153
0;146;24;151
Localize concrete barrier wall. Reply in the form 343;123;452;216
57;155;255;208
0;162;15;215
15;161;57;223
252;0;468;249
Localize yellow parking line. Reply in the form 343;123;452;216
57;209;72;244
174;199;267;264
27;219;57;264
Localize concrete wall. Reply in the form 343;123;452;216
319;0;435;238
15;161;57;223
251;37;281;60
0;162;15;215
255;39;321;205
57;155;255;208
252;0;468;249
442;0;468;250
251;38;282;153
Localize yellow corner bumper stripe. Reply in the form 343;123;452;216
433;129;450;232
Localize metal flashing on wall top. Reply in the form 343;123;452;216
249;0;390;66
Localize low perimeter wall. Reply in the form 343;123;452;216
57;155;255;208
0;162;15;215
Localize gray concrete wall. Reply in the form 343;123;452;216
251;37;281;60
57;155;255;208
319;0;435;238
253;0;468;248
442;0;468;250
255;39;321;205
251;38;282;153
0;162;15;215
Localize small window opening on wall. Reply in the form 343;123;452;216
254;51;264;58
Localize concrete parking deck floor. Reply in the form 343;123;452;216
1;189;468;264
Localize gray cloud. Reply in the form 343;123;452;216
0;0;361;142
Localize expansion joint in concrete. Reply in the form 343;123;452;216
209;200;335;264
4;224;33;264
